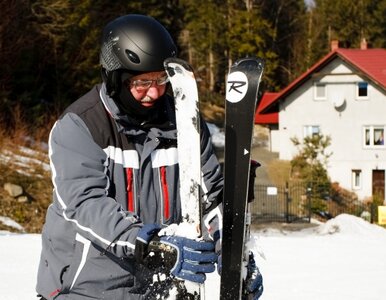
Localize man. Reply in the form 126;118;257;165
36;14;262;299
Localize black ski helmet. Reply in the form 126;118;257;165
100;14;177;97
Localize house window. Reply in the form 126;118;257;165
304;125;320;138
357;82;368;98
364;126;384;147
352;170;362;189
374;128;384;145
314;82;326;100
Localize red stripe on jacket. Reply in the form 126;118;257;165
126;168;134;212
160;166;170;220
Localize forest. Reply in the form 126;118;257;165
1;0;386;134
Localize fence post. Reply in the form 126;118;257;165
285;182;289;223
371;203;375;224
307;186;312;222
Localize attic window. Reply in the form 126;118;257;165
314;82;326;100
357;82;368;98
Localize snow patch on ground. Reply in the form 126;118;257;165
207;122;225;148
0;216;25;232
317;213;386;237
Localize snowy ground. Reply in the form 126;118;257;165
1;214;386;299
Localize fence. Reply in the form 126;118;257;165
250;182;375;223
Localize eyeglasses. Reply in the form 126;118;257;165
129;75;169;92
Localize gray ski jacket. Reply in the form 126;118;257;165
36;83;223;299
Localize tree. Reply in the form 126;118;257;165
226;0;279;91
258;0;309;88
179;0;227;94
291;134;332;214
290;134;332;184
0;0;48;127
309;0;386;57
0;0;31;96
369;0;386;48
31;0;75;103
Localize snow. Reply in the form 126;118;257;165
255;215;386;300
0;216;25;232
1;214;386;299
0;146;50;175
0;232;41;300
207;122;225;148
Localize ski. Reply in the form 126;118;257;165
164;58;204;299
164;57;202;237
220;57;265;300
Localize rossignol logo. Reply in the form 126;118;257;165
226;71;248;103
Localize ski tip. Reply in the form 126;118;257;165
233;57;265;69
164;58;194;73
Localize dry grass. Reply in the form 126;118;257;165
201;102;225;125
265;159;292;186
0;148;52;233
0;109;55;233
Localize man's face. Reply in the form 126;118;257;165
127;71;168;107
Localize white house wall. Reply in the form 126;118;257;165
276;57;386;200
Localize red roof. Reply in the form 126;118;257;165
338;48;386;88
254;92;279;124
260;48;386;115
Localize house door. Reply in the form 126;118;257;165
372;170;385;201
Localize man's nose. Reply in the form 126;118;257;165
146;84;161;99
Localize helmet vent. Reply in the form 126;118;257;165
125;50;140;64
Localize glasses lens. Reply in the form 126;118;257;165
133;80;152;91
130;74;168;92
156;75;169;86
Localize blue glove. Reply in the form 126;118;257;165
243;251;263;300
159;235;217;283
135;224;217;284
217;253;222;274
135;224;162;263
217;251;263;299
136;224;161;244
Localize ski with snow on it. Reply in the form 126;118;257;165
164;58;201;235
164;58;203;299
220;57;265;300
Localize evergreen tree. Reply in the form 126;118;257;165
0;0;35;127
370;0;386;48
225;0;279;91
310;0;386;58
290;134;332;184
179;0;227;94
258;0;309;87
291;134;332;214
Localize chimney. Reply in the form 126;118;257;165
360;38;367;50
331;39;339;51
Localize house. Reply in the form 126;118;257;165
256;41;386;201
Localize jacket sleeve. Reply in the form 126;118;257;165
49;112;140;257
200;119;223;250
